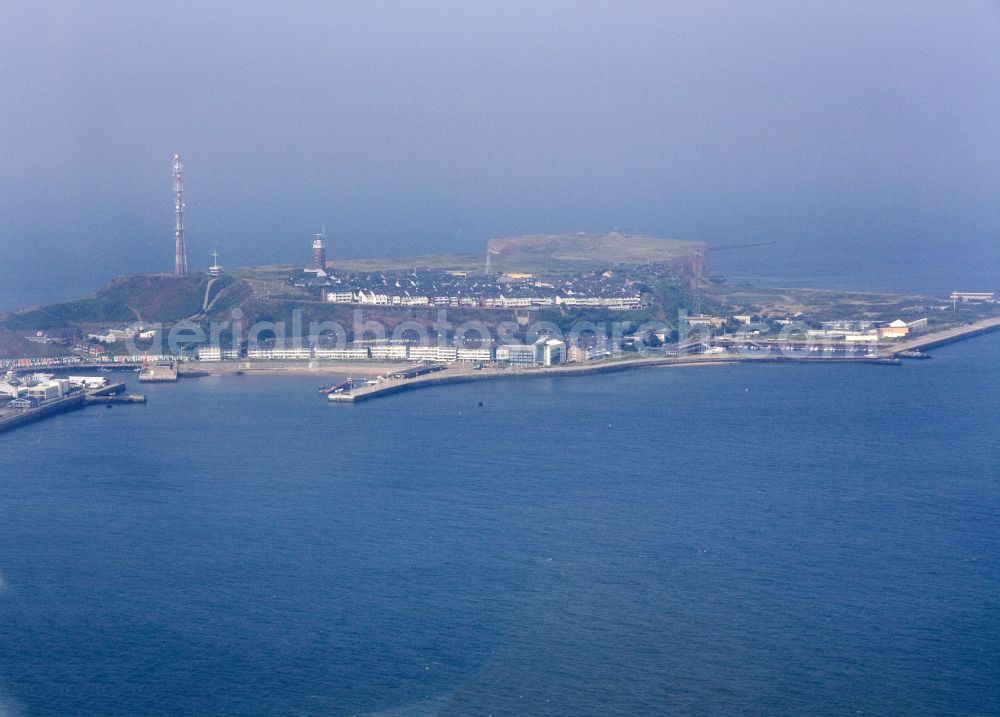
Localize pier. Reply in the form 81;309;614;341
139;364;178;382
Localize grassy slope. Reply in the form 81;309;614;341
2;274;215;331
487;233;705;273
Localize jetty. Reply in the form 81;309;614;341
85;389;147;405
138;363;178;382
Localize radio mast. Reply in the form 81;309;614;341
173;154;188;275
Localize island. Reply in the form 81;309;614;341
1;232;997;419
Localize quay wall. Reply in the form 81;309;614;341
329;354;891;403
883;316;1000;356
0;394;86;434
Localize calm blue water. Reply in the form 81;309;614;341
1;335;999;716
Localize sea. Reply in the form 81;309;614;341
0;332;998;716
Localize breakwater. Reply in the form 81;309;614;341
327;317;1000;403
879;316;1000;356
85;393;147;405
0;394;86;433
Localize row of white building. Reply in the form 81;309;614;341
325;290;644;311
200;337;570;366
87;326;158;344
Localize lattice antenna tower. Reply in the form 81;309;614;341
173;154;188;275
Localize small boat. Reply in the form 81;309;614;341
897;350;931;360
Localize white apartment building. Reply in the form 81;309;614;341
496;344;536;366
409;345;458;362
370;345;408;360
313;347;369;360
456;347;492;362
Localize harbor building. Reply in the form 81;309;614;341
27;380;68;402
821;320;874;332
951;291;994;303
0;380;25;399
535;337;566;366
496;344;537;367
878;319;910;339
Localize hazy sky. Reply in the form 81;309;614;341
2;0;998;307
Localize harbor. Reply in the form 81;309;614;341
1;316;997;423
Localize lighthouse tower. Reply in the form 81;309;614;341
312;230;327;269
